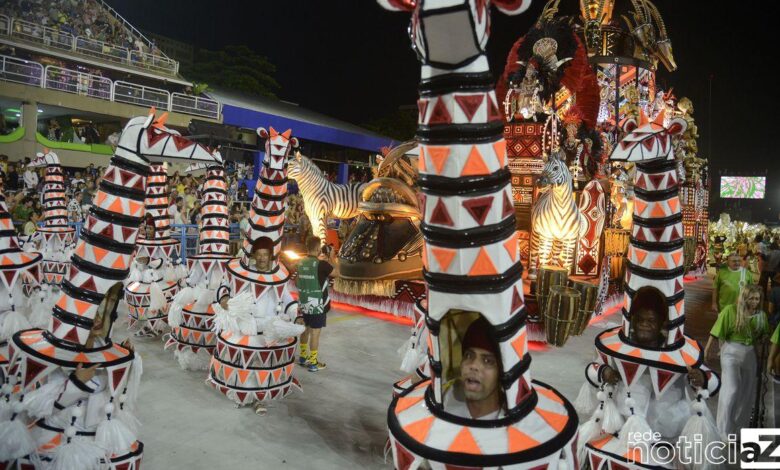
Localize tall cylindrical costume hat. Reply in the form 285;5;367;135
27;151;75;288
165;161;233;370
577;112;722;469
380;1;579;468
125;162;183;333
207;127;303;406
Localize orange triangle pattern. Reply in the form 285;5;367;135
536;408;568;433
492;140;507;167
461;146;490;176
503;232;518;263
469;247;498;276
404;415;435;443
427;147;451;175
507;426;539;453
430;247;456;273
448;427;482;455
396;394;425;413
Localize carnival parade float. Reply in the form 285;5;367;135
207;127;304;407
0;110;218;469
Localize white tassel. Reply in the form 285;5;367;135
0;417;38;461
168;286;196;328
577;414;603;465
149;282;166;312
49;437;107;470
601;387;624;434
23;376;66;418
141;269;156;284
175;263;188;280
574;381;599;416
193;285;211;309
0;309;32;342
174;349;211;371
208;271;223;290
115;407;141;435
263;317;305;342
125;354;143;411
212;291;254;335
619;413;653;449
0;398;11;421
28;288;54;329
164;263;176;282
677;392;722;469
126;265;141;284
95;417;136;454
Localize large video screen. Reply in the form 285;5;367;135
720;176;766;199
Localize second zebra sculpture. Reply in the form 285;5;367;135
288;151;365;244
528;149;584;279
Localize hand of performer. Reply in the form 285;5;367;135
711;302;719;313
294;316;304;326
219;296;229;310
602;365;620;385
687;367;706;389
74;363;99;383
120;339;134;352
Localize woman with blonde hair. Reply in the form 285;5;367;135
705;284;770;435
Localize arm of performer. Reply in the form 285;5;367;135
585;361;620;387
217;284;230;309
58;364;105;407
711;272;719;313
768;324;780;375
704;306;728;364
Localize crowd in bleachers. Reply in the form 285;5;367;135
2;0;162;56
0;154;260;238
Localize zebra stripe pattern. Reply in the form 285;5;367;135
287;153;364;243
529;151;582;276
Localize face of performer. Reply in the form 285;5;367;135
746;291;761;313
253;248;271;272
145;222;155;239
727;254;742;271
631;308;664;347
460;346;500;404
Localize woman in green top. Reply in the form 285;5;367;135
705;284;769;436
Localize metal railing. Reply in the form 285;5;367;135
10;19;74;53
44;66;112;100
0;55;44;87
74;36;130;66
0;15;9;36
113;81;171;109
94;0;170;62
171;93;220;120
2;17;178;75
129;49;178;75
0;54;219;119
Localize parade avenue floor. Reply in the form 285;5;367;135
115;276;738;469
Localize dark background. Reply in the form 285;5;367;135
106;0;778;223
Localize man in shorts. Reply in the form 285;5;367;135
296;237;333;372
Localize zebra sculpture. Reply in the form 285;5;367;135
287;152;365;244
528;149;583;279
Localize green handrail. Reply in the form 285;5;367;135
35;132;113;155
0;127;25;144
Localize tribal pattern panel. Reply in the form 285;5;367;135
609;111;688;345
198;165;230;254
143;163;172;239
575;180;606;276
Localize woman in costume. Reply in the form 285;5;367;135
705;284;769;436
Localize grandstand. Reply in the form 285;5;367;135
0;0;389;170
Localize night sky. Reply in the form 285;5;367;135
106;0;777;219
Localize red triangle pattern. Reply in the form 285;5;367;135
656;369;675;392
462;196;494;226
427;98;452;125
25;358;49;385
430;199;454;226
395;442;416;470
454;94;485;122
502;191;515;219
417;99;429;122
620;360;640;385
